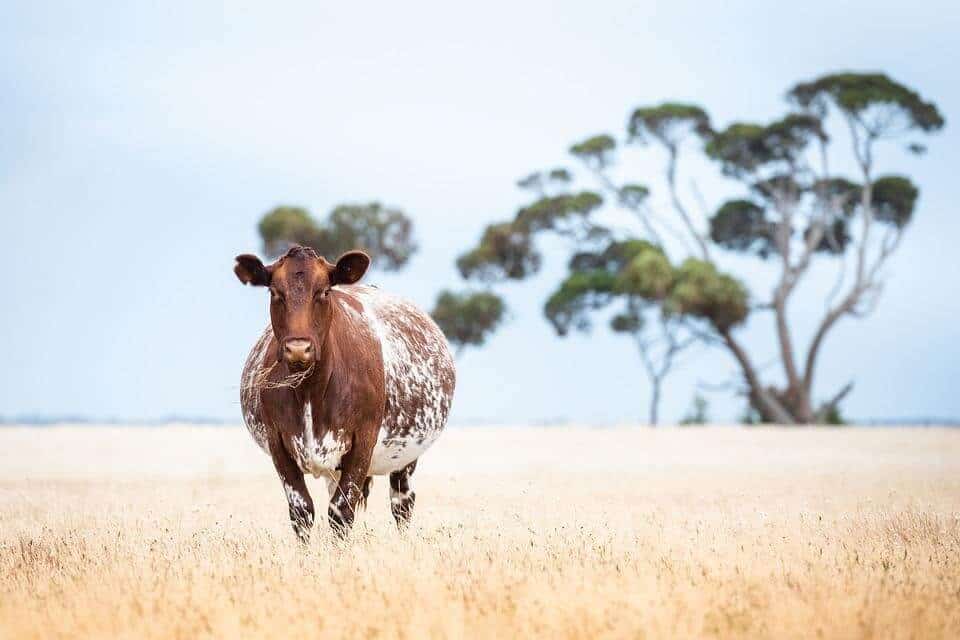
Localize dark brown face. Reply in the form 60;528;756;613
234;246;370;371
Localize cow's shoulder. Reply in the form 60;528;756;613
321;286;387;424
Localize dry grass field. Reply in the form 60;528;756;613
1;425;958;639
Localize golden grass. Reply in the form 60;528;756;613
1;425;959;639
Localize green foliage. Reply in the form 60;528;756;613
548;239;747;336
750;174;804;203
258;203;416;270
569;239;659;273
704;122;764;174
544;269;619;335
610;307;644;334
259;207;321;258
457;222;541;282
516;172;542;191
871;175;918;228
514;192;604;234
813;177;862;216
457;191;605;284
710;179;863;259
821;403;846;426
517;168;572;192
666;259;749;330
806;218;852;255
565;239;670;327
788;72;945;133
616;249;674;299
907;142;927;155
709;199;777;258
798;178;863;255
431;290;506;353
326;204;416;269
569;134;617;168
705;114;823;176
680;393;710;425
627;102;711;145
618;184;650;208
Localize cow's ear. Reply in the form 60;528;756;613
331;250;370;286
234;254;272;286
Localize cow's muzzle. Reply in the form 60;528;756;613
282;338;314;371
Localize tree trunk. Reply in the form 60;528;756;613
719;329;796;425
773;299;815;423
777;385;813;425
649;378;661;426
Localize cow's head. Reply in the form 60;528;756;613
234;245;370;371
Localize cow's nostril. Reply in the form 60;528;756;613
283;339;314;364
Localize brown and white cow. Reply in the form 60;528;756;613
234;245;455;541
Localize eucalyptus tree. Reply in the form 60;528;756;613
258;203;416;270
430;290;506;356
449;72;943;424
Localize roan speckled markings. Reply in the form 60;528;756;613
240;328;272;454
344;285;455;475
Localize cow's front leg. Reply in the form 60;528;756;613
327;437;374;537
269;438;314;544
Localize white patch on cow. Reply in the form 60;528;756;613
292;401;348;477
340;286;455;476
369;432;441;475
283;482;313;524
390;489;412;505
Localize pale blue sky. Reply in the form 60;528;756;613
2;1;958;423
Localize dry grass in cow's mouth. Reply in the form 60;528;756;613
244;361;315;391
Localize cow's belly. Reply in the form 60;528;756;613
368;425;444;475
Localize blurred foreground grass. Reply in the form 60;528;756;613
1;425;958;639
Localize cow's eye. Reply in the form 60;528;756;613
315;289;329;301
270;289;284;303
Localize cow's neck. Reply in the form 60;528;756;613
296;304;342;418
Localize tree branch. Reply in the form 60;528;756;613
804;114;879;399
767;178;811;420
584;164;666;247
825;249;849;312
665;145;712;262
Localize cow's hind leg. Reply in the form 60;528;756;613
389;460;417;528
359;477;373;509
